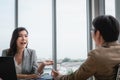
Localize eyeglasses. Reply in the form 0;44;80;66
91;28;97;33
91;28;96;33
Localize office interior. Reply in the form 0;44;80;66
0;0;120;80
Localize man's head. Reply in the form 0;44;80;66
92;15;120;45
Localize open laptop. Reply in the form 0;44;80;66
0;57;17;80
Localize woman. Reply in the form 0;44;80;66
2;27;53;80
52;15;120;80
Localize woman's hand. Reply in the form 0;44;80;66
27;74;39;79
38;60;53;73
43;60;53;66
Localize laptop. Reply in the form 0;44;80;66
0;57;17;80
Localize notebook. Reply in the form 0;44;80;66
0;57;17;80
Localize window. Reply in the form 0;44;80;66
105;0;115;16
57;0;87;74
0;0;15;55
18;0;52;60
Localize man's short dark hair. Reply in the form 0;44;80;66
92;15;120;42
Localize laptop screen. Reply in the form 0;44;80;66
0;57;17;80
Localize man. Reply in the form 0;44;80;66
52;15;120;80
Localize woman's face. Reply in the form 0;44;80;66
16;30;28;49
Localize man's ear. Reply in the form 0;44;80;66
95;30;101;40
96;30;104;45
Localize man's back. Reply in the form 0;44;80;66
90;41;120;80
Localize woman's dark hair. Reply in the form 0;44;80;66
7;27;28;56
92;15;120;42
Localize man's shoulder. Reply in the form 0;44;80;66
88;48;106;58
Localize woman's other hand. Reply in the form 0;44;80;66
17;74;39;79
28;74;40;79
